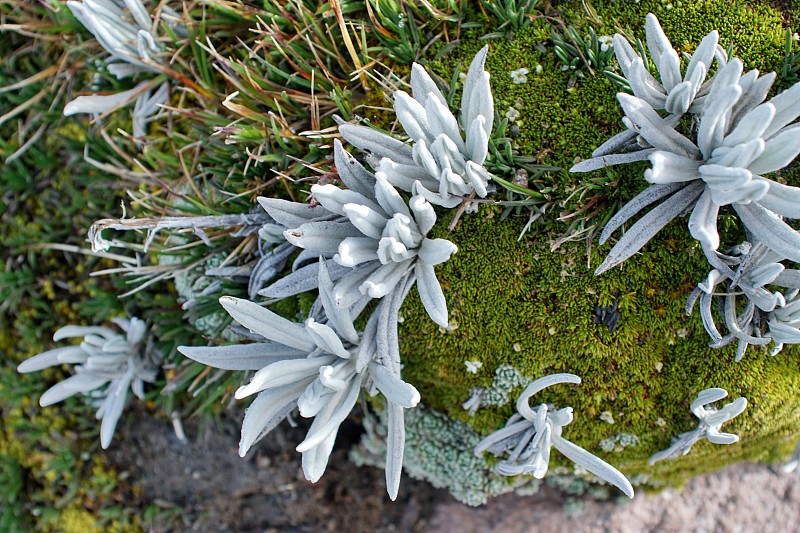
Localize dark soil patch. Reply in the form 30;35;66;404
109;409;447;532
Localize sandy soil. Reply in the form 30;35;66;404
111;410;800;532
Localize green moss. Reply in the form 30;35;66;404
593;0;786;75
428;20;623;173
396;0;800;492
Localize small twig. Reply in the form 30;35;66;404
89;213;273;252
0;84;48;128
0;65;58;93
5;123;46;164
330;0;367;87
448;192;477;232
24;243;139;265
170;411;189;444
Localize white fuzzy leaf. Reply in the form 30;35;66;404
360;260;413;299
333;139;375;199
99;372;133;449
591;128;639;158
335;237;379;267
239;383;305;457
411;62;446;107
697;85;742;159
426;96;466;154
385;403;406;500
415;262;448;327
296;374;363;454
257;196;332;228
178;342;307;370
551;434;634;498
17;346;87;373
757;179;800;218
762;81;800;139
735;203;800;262
465;117;488;166
721;103;775;148
305;319;350;359
40;373;108;406
418;238;457;266
377;159;437;193
645;151;702;184
374;173;410;218
596;181;703;275
461;45;489;129
394;91;431;144
284;221;362;253
235;357;331;399
748;125;800;175
64;85;142;116
317;259;359;344
341;204;388;240
311;184;382;218
219;296;316;352
618;94;699;157
369;362;420;408
571;149;657;173
54;325;114;341
339;123;415;165
688;189;721;250
627;59;668;109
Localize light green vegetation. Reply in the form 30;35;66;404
5;0;800;517
0;11;143;528
393;0;800;494
352;403;540;506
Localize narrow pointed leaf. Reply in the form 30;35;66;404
570;149;656;173
415;262;448;327
235;357;330;399
18;347;87;372
596;181;703;274
257;196;332;228
334;139;375;199
178;342;307;370
239;384;305;456
551;434;634;498
339;123;414;165
219;296;316;352
618;94;699;158
385;403;406;501
735;203;800;262
411;63;446;107
318;259;359;344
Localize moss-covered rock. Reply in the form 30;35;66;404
387;0;800;501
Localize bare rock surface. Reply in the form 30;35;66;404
111;410;800;532
427;462;800;533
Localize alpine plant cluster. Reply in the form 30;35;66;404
21;9;800;502
474;374;635;498
649;387;747;465
177;46;496;499
64;0;179;138
571;13;800;359
17;318;158;449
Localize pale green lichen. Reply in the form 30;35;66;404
159;252;239;341
465;364;527;410
351;404;538;506
351;402;655;505
599;433;641;454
